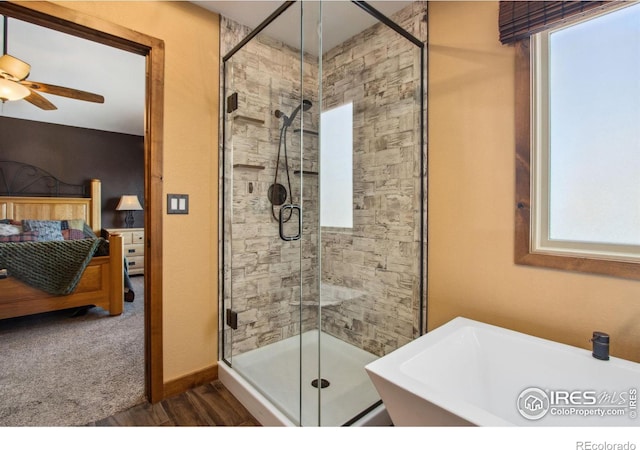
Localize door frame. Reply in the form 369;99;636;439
0;1;165;402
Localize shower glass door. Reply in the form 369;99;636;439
222;0;425;426
222;2;308;426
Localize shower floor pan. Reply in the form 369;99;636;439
219;330;391;426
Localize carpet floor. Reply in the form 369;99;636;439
0;276;145;427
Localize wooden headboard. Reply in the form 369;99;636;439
0;179;101;233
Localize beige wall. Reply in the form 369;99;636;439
428;1;640;362
51;0;640;384
55;1;220;381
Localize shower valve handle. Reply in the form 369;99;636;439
279;204;301;241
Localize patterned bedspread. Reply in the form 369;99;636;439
0;238;107;295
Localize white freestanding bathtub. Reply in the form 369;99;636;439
365;317;640;426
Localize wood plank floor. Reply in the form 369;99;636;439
87;380;260;426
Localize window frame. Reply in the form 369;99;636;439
530;15;640;264
514;27;640;280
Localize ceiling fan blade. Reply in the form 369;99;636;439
20;80;104;104
24;88;57;110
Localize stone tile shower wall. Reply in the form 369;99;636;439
221;16;320;355
319;2;427;357
220;2;427;358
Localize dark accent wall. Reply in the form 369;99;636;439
0;116;144;229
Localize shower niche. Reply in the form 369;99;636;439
220;0;426;426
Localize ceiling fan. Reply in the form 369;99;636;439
0;16;104;110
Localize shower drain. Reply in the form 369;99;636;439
311;378;330;389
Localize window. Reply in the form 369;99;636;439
514;2;640;279
320;102;353;228
532;3;640;261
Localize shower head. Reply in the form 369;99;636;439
281;99;312;127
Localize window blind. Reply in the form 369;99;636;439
499;1;614;44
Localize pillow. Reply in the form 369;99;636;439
22;220;64;242
61;219;86;231
62;229;86;240
58;219;96;238
0;223;22;236
0;231;39;242
60;219;91;240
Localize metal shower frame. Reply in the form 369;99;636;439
219;0;426;424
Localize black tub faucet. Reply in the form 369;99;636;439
591;331;610;361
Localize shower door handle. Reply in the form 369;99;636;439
279;204;301;241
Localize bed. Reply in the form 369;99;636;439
0;161;124;319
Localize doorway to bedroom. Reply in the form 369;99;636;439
0;2;164;425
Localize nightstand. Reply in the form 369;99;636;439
102;227;144;275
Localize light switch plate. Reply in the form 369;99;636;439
167;194;189;214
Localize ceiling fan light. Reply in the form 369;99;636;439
0;78;30;101
0;54;31;81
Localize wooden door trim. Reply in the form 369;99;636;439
0;1;165;402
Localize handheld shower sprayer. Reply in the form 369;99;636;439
274;99;313;126
269;98;314;228
284;99;313;126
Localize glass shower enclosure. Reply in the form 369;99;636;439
220;0;426;426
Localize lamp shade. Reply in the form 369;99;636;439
116;195;143;211
0;78;29;101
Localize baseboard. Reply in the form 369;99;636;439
161;363;218;399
